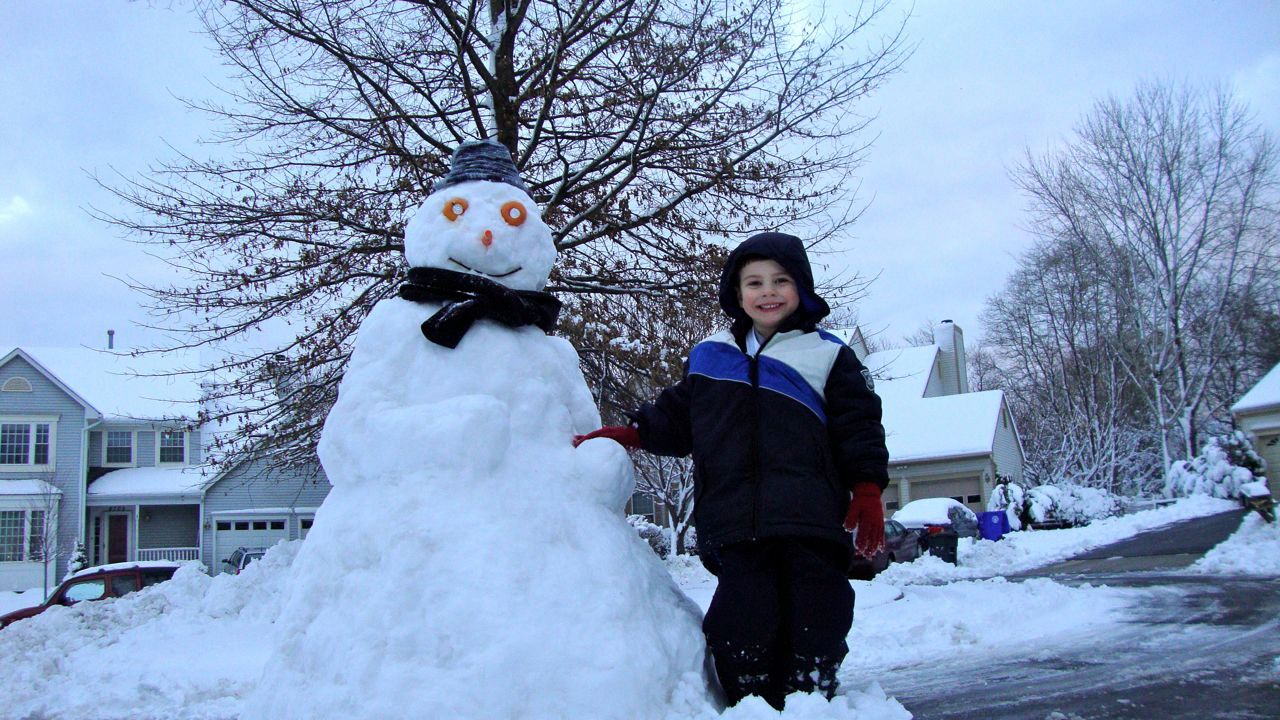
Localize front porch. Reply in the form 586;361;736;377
86;503;201;567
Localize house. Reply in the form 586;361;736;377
831;321;1025;515
1232;362;1280;488
0;345;329;592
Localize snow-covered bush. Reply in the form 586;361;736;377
63;541;88;581
1164;431;1265;500
1023;483;1121;527
627;515;670;558
986;479;1025;530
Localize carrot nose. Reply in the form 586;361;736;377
482;230;494;247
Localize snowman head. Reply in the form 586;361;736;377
404;140;556;292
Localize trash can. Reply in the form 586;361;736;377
979;511;1011;541
925;531;959;564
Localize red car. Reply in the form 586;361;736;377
848;519;924;580
0;561;183;630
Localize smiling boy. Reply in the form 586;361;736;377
575;232;889;709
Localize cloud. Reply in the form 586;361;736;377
0;196;32;223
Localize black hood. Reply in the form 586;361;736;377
717;232;831;335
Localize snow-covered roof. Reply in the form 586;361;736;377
1233;362;1280;415
0;479;61;497
1;346;202;422
862;345;939;405
87;466;214;499
882;390;1005;463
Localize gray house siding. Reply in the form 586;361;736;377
137;431;156;466
0;355;88;587
991;404;1025;485
138;505;200;550
202;457;330;572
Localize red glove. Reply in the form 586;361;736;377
844;482;885;559
572;425;641;450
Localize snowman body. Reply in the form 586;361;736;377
244;162;710;719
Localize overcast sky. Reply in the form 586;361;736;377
1;1;1277;355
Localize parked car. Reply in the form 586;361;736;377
892;498;980;539
222;546;267;575
848;519;925;580
0;560;183;630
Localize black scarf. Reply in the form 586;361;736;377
398;266;561;349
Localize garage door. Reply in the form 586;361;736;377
1260;434;1280;488
214;517;288;559
909;477;984;513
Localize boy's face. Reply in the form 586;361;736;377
737;258;799;338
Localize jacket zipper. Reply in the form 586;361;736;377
748;332;773;540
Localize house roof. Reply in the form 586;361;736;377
882;390;1006;464
2;346;202;422
87;466;215;499
0;479;62;497
1233;362;1280;415
862;345;940;405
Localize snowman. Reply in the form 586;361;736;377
243;140;712;719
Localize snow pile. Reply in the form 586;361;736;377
243;174;710;719
877;495;1240;584
0;545;298;720
841;577;1141;674
1193;511;1280;575
1025;483;1121;525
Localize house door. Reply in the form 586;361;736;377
106;514;129;564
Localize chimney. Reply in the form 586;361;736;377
107;329;115;350
932;320;968;395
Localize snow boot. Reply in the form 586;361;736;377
710;641;786;710
784;652;843;700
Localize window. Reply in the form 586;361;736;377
966;494;981;504
28;510;45;561
62;578;106;604
0;510;46;563
216;521;231;531
270;520;284;531
886;501;900;511
252;521;267;531
110;574;139;597
300;519;313;531
105;431;133;464
628;493;656;522
0;421;52;467
1;377;32;392
0;511;22;561
234;521;249;531
159;431;186;464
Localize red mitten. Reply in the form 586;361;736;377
572;425;641;450
844;482;885;559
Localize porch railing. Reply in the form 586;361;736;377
137;547;201;562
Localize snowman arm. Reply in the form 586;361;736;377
631;369;693;458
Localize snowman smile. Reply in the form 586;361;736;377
448;257;522;279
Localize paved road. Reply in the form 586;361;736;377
880;509;1280;720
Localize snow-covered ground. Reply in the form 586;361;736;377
0;495;1271;720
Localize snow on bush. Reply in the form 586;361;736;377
1023;483;1120;527
1164;431;1265;500
628;514;671;558
986;480;1025;530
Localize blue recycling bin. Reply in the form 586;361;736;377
978;511;1011;541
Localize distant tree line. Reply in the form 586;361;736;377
983;82;1279;496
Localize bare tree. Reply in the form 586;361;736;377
1012;81;1278;472
96;0;909;468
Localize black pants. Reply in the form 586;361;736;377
702;537;854;710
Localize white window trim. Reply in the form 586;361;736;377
103;430;137;468
156;429;189;467
0;506;55;564
0;416;57;473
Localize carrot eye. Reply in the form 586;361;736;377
500;201;527;227
442;197;468;221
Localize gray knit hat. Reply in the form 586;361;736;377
431;139;529;195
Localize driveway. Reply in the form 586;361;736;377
881;510;1280;719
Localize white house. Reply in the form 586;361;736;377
0;345;329;592
832;321;1025;515
1232;362;1280;488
